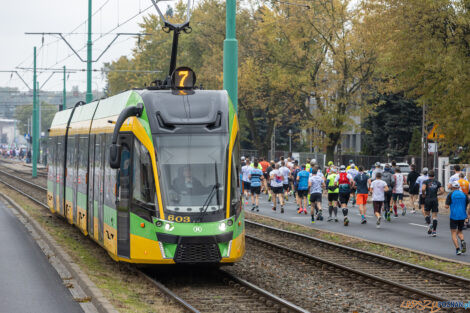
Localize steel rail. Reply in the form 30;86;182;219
0;178;48;209
245;219;470;287
0;168;47;192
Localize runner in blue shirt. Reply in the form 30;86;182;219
296;165;310;214
248;160;264;212
291;163;302;212
445;181;469;255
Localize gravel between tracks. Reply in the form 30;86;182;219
226;239;409;313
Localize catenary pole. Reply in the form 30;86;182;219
223;0;238;112
62;66;66;111
32;47;38;178
86;0;93;103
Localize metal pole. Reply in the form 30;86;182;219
62;65;66;110
86;0;93;103
37;81;41;164
32;47;38;178
223;0;238;112
421;103;425;171
288;129;292;154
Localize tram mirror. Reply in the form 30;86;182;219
110;144;122;169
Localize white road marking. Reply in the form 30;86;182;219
409;223;428;228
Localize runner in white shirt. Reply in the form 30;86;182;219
270;163;285;213
391;167;407;216
241;159;252;202
279;162;291;201
448;165;468;190
415;167;429;215
347;163;359;206
370;172;389;228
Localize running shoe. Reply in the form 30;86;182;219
456;248;462;255
394;214;399;218
268;194;272;202
317;212;323;221
303;208;308;214
427;225;433;235
386;212;391;222
297;208;303;214
256;207;259;212
251;206;255;211
376;216;381;228
272;207;276;211
327;216;333;222
461;241;466;253
334;218;339;222
344;217;349;226
311;216;315;224
281;207;284;214
361;218;367;224
402;206;407;216
410;209;416;214
432;231;436;237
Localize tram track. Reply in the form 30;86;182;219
245;220;470;304
0;165;310;313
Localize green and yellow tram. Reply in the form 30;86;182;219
47;87;244;264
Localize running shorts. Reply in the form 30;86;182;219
339;192;350;205
243;181;251;191
328;193;339;202
419;195;426;206
283;184;290;192
410;184;419;195
356;193;368;205
424;199;438;212
251;186;261;195
373;201;383;214
297;189;308;198
392;193;403;201
310;193;322;203
450;219;465;231
263;173;269;180
272;186;283;194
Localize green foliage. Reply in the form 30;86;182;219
408;127;422;156
362;93;421;157
14;102;58;135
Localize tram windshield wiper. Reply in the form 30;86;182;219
196;162;220;222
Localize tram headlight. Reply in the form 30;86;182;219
227;219;233;226
219;222;227;232
164;223;174;231
156;220;163;227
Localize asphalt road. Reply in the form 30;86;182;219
246;192;470;263
0;200;83;313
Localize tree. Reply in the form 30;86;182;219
361;0;470;160
362;93;421;156
15;102;58;136
408;127;422;156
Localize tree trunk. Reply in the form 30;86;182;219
326;131;341;164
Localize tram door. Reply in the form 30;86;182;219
72;135;79;224
87;135;95;239
49;137;57;212
57;136;65;216
117;133;132;258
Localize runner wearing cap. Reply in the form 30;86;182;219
296;164;310;215
308;168;326;223
446;181;469;255
371;162;383;181
241;159;252;203
347;163;359;207
326;167;339;222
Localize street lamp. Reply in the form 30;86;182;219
288;129;292;155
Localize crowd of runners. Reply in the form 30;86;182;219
241;157;470;255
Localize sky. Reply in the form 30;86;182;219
0;0;161;93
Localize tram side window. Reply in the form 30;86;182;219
133;139;156;208
104;134;116;207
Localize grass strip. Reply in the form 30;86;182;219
246;211;470;279
0;186;182;313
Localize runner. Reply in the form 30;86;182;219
407;164;420;214
279;161;291;202
259;157;270;194
248;160;264;212
270;163;285;213
326;161;334;174
445;181;468;255
266;161;275;202
354;166;370;224
347;163;359;207
381;164;394;222
292;162;302;212
370;172;389;228
371;162;383;180
309;168;326;223
241;159;252;203
391;167;407;216
296;164;310;215
305;158;311;172
326;168;339;222
416;167;429;217
335;165;355;226
448;165;468;190
457;172;470;229
390;160;397;174
422;170;444;237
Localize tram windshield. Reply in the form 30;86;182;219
155;134;228;215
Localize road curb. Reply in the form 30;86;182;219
0;192;119;313
246;211;470;266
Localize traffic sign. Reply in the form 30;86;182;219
427;125;444;140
